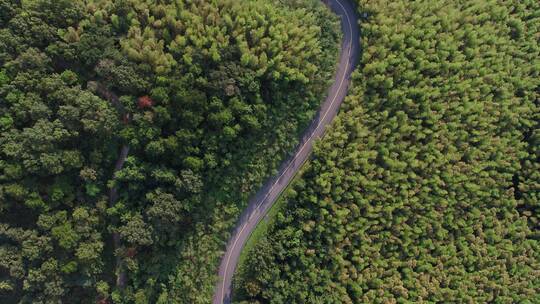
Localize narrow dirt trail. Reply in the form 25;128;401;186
95;83;130;289
109;145;129;288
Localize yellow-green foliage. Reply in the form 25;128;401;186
237;0;540;303
85;0;323;81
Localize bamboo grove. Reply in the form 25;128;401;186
236;0;540;303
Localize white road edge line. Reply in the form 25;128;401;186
218;0;354;302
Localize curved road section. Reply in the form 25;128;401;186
213;0;359;303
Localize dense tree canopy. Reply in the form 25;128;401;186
236;0;540;303
0;0;340;303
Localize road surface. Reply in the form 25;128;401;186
213;0;360;302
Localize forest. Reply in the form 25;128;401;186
236;0;540;303
0;0;340;303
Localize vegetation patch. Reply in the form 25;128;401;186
236;0;540;303
0;0;340;303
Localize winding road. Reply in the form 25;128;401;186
213;0;360;303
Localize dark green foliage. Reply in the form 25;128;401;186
237;0;540;303
0;0;340;303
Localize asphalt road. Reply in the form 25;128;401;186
213;0;360;303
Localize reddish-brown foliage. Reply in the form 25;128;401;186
137;95;154;109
